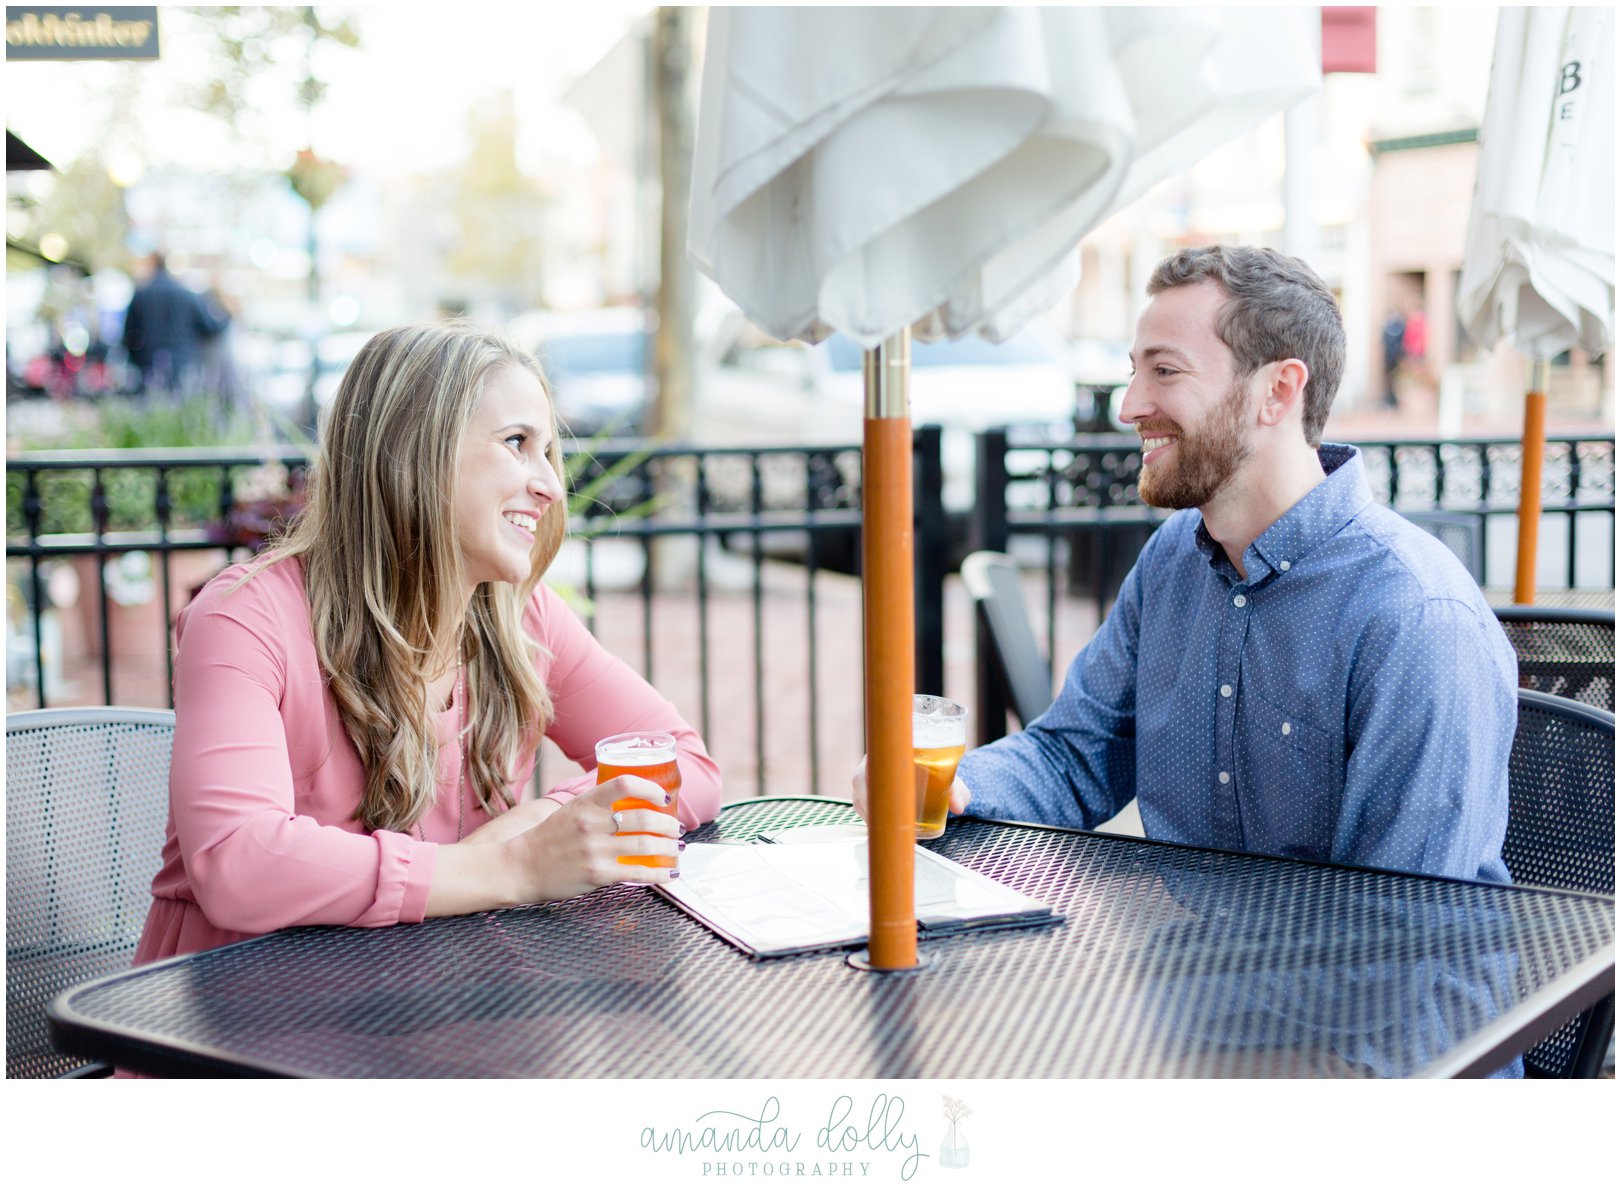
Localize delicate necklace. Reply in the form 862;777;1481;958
418;653;467;843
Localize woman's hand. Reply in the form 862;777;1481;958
507;776;683;903
426;777;681;917
850;755;971;823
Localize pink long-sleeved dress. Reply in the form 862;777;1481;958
133;556;722;964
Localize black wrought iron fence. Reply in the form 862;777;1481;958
5;432;950;801
970;428;1616;736
6;444;316;710
536;433;948;797
7;428;1613;795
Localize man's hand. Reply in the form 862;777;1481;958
850;755;972;823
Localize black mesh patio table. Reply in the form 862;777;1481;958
49;798;1615;1078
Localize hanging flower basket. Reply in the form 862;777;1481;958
192;464;310;602
205;464;309;554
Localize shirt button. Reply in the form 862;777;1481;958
1220;683;1233;698
1233;594;1247;608
1279;560;1291;571
1281;721;1291;736
1218;771;1231;785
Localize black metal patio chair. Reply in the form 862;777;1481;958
1403;509;1486;583
1493;605;1614;712
961;550;1055;740
6;707;174;1078
1503;688;1615;1078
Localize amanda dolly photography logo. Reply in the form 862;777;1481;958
637;1092;978;1180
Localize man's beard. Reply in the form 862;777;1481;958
1137;377;1254;509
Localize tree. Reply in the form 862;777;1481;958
182;6;361;431
183;5;361;143
652;5;696;441
12;63;143;275
444;90;553;312
30;148;133;275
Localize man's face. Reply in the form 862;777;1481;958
1122;280;1256;510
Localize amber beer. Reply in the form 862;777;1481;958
913;695;968;839
596;732;681;867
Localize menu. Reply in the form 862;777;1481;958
655;823;1061;958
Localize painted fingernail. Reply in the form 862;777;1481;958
668;869;681;880
677;840;687;852
678;822;689;836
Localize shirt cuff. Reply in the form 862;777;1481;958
375;831;437;926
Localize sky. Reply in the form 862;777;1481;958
7;3;656;180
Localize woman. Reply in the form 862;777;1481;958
134;322;720;964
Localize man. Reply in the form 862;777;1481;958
861;245;1517;884
1380;308;1405;408
120;252;230;396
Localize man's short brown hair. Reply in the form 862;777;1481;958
1148;245;1345;446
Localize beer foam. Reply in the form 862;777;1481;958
913;716;965;748
597;740;676;766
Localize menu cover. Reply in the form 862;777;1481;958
654;823;1062;959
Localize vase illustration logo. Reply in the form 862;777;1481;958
939;1095;972;1170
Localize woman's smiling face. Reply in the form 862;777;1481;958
453;364;564;592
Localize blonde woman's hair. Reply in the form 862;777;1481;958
264;322;567;834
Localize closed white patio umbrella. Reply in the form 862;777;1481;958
689;5;1320;969
1457;5;1615;603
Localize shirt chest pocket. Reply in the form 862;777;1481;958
1234;691;1342;858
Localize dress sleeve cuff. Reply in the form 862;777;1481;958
373;830;437;925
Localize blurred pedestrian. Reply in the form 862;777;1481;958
196;273;244;410
1380;309;1405;408
1402;304;1428;366
120;251;230;398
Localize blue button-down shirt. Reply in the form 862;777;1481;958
959;444;1517;883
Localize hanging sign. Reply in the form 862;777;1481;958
6;7;160;60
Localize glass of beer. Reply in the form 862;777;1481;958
596;731;682;867
913;695;967;839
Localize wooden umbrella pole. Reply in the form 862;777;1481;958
1513;359;1550;605
862;329;917;970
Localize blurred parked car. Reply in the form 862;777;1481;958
245;330;374;418
698;316;1077;514
511;308;651;438
693;313;1081;570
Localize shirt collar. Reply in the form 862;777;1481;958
1192;444;1373;579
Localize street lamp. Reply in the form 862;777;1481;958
285;146;348;431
